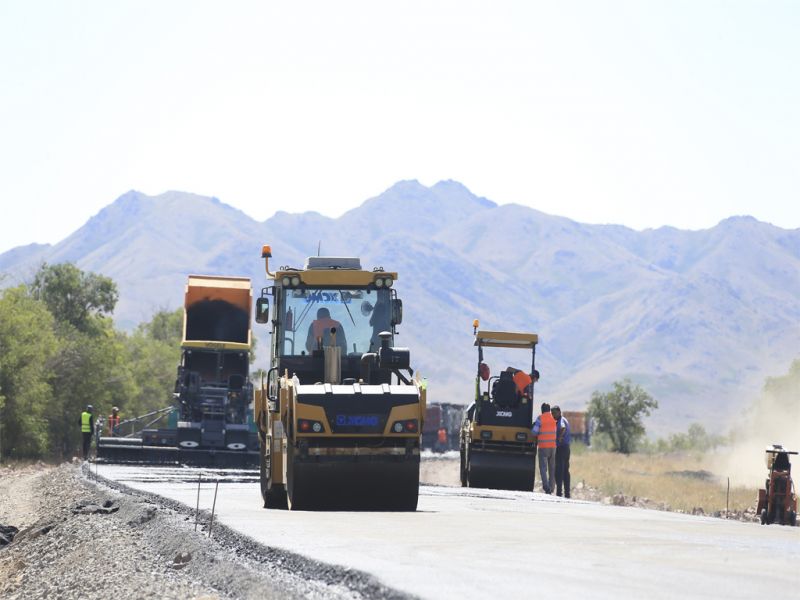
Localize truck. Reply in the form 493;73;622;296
254;246;425;510
97;275;259;467
562;410;591;445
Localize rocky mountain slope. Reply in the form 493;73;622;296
3;181;798;433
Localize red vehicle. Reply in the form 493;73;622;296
757;445;797;526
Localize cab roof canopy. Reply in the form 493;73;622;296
765;447;798;455
474;330;538;349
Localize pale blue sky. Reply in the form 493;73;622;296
1;1;798;253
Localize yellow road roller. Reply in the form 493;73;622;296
254;246;425;510
460;322;538;491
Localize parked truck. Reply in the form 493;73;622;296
562;410;591;445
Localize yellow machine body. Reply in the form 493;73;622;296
255;253;423;510
460;326;539;491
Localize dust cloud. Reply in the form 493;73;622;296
713;360;800;487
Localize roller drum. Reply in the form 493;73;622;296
286;445;420;511
466;447;535;491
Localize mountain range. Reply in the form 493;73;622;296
3;180;799;434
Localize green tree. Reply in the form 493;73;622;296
47;321;137;456
31;262;118;334
0;286;58;458
123;308;183;419
588;379;658;454
137;307;183;344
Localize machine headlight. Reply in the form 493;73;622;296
298;419;324;433
375;278;384;288
384;277;393;288
390;419;418;433
291;276;300;286
281;276;291;286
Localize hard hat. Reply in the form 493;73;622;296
112;406;119;412
86;404;93;411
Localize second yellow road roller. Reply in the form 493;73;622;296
460;321;539;491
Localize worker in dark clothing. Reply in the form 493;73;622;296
80;405;94;460
551;405;571;498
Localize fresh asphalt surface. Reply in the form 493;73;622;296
99;464;799;600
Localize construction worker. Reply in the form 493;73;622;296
532;402;557;493
506;367;539;400
436;427;448;452
306;307;347;352
551;405;571;498
512;369;532;398
108;406;121;436
79;405;94;460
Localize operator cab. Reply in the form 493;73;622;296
256;255;409;388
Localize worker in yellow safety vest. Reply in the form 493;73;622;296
79;405;94;460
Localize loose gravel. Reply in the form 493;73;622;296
0;462;413;600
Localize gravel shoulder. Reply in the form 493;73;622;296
0;462;245;599
0;462;410;600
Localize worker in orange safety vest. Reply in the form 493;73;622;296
436;427;448;451
107;406;121;436
505;367;540;401
532;402;557;494
306;307;347;352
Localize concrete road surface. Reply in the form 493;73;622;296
99;465;799;600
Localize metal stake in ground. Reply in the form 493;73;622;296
208;480;219;538
726;477;730;518
194;473;202;532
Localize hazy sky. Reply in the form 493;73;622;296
1;1;798;254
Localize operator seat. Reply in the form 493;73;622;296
492;371;517;407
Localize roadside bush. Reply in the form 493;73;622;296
0;264;184;459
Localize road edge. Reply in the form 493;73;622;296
81;464;417;600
